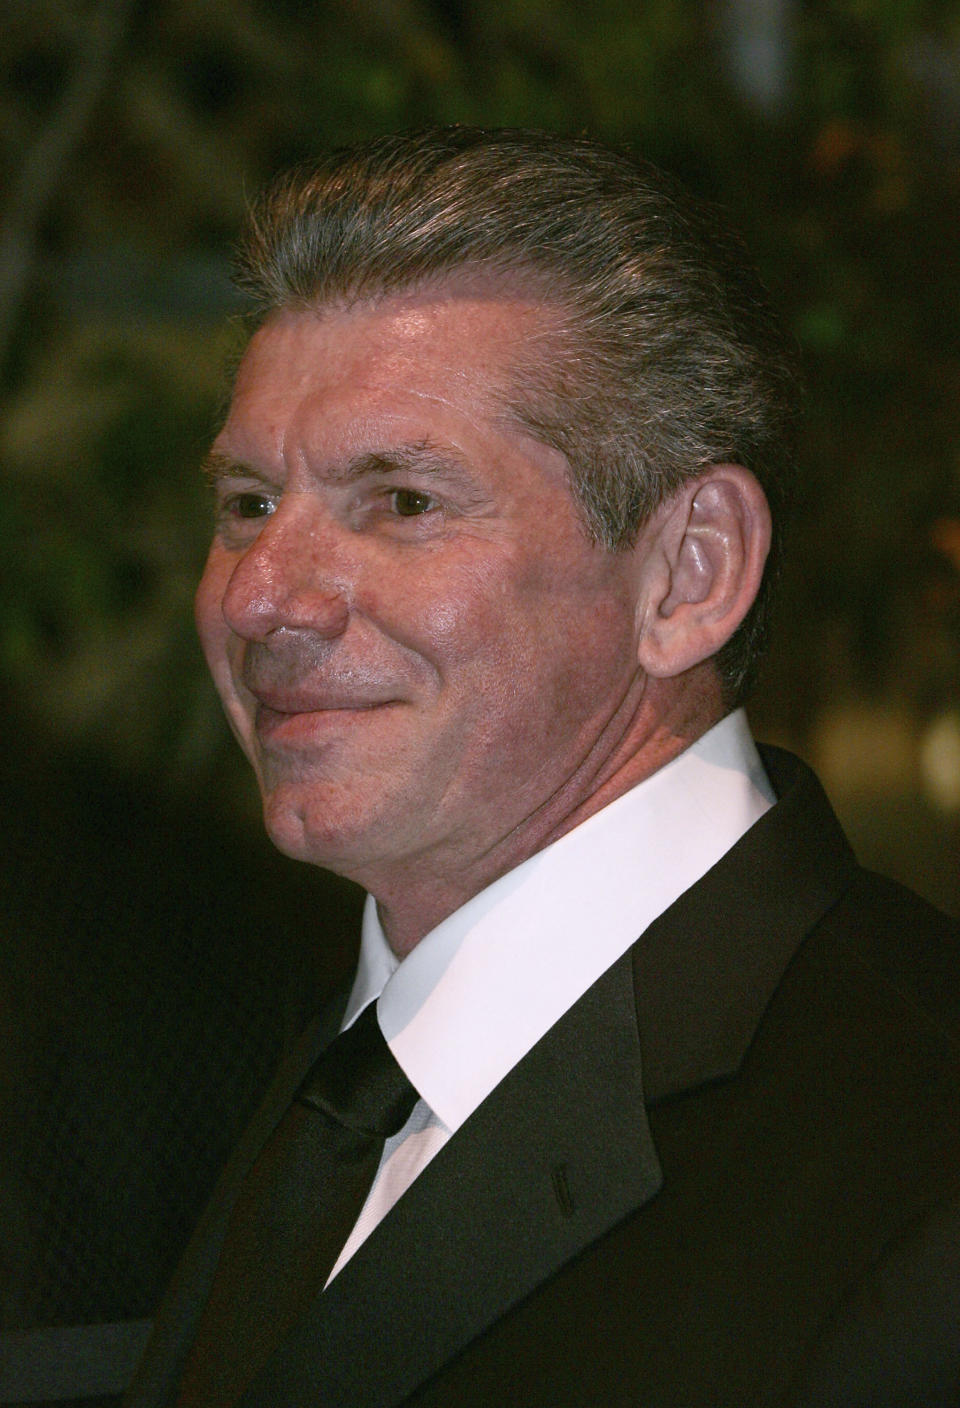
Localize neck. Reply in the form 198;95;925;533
372;668;726;957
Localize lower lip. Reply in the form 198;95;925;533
255;702;395;744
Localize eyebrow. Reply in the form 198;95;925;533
330;441;471;483
201;440;470;488
200;451;266;489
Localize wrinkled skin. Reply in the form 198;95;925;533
196;288;724;952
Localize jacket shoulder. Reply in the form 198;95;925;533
833;866;960;1021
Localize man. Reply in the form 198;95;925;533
127;127;960;1406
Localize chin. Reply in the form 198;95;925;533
260;781;383;878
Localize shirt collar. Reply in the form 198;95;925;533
343;708;773;1132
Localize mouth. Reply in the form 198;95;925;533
253;697;398;744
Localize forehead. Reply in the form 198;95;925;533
224;286;558;452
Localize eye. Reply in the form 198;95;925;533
228;492;275;520
389;488;436;517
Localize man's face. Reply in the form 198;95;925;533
196;288;649;891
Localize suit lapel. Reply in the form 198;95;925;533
238;748;857;1408
124;1000;346;1408
240;949;663;1408
130;745;859;1408
635;744;858;1102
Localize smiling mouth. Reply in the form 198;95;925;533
254;699;397;742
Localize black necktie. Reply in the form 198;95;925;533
175;1002;418;1407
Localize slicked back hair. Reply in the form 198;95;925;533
234;126;800;704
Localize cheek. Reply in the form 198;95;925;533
517;592;641;729
194;551;225;658
368;554;512;670
416;596;479;650
195;553;246;707
398;551;632;701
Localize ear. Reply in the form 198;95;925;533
634;465;771;679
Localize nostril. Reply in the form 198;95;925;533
220;554;286;640
212;502;352;641
224;562;350;642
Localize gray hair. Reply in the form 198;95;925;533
234;126;800;703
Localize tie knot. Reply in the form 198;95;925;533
297;1003;418;1138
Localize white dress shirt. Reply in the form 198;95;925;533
328;709;774;1280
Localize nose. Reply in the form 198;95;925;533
219;501;351;643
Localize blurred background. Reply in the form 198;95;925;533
2;0;959;1381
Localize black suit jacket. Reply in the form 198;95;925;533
126;748;960;1406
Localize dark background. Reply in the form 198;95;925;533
2;0;959;1344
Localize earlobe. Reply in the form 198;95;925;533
636;466;771;679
